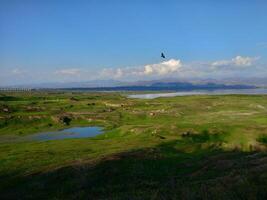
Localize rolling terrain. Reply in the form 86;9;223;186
0;92;267;199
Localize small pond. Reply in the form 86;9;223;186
26;126;103;141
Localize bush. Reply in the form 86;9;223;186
61;116;72;125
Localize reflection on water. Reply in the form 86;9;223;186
128;89;267;99
26;126;102;141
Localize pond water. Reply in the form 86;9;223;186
128;88;267;99
26;126;103;141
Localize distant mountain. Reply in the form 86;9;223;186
212;77;267;87
2;78;265;91
58;82;256;92
127;78;267;87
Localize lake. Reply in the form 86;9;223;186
128;88;267;99
26;126;103;141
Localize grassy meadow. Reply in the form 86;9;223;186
0;91;267;199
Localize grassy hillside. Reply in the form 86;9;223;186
0;91;267;199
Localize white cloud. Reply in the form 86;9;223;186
143;59;182;75
100;59;183;79
212;56;258;67
55;68;81;76
11;68;24;74
100;68;124;79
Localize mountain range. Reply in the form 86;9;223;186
1;77;266;91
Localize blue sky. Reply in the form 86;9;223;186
0;0;267;85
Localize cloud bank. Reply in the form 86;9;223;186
99;55;261;80
54;68;82;76
1;55;265;86
211;56;259;68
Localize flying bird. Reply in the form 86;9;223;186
161;52;166;59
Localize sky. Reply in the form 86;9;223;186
0;0;267;86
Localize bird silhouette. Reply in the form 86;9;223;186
161;52;166;59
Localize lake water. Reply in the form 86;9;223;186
26;126;102;141
128;88;267;99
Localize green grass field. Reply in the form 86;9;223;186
1;91;267;199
